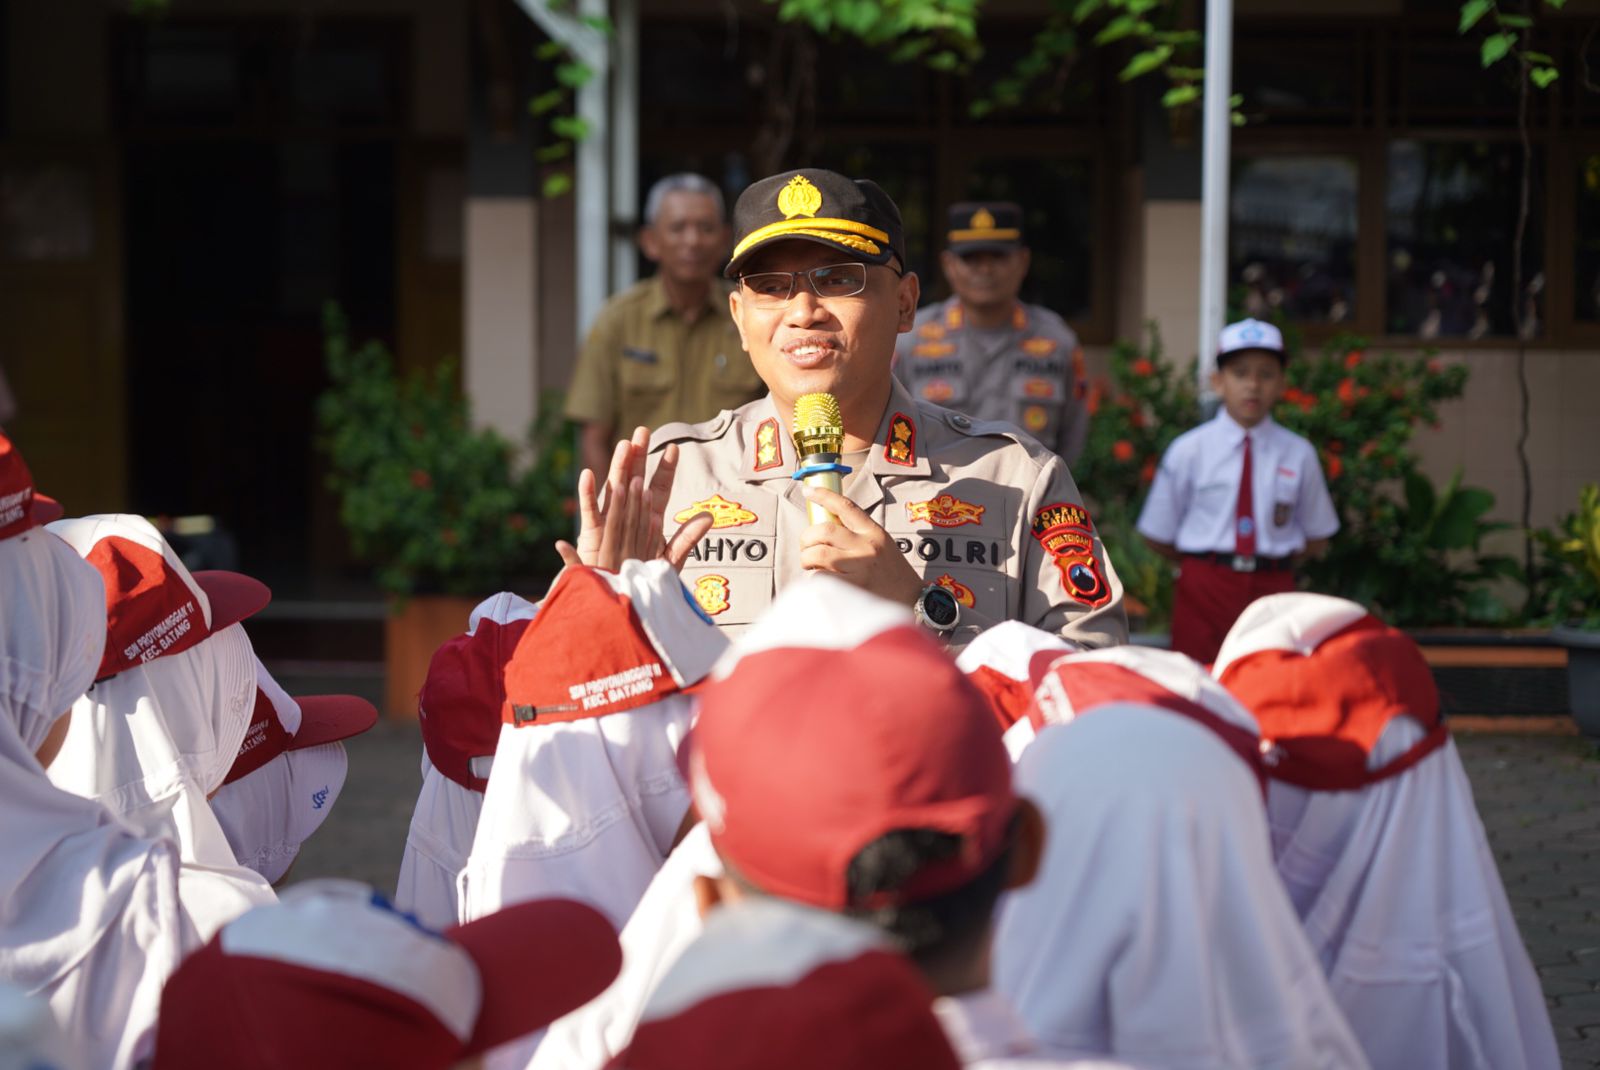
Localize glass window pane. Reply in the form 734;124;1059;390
1235;36;1362;127
1230;155;1358;325
1385;140;1544;339
1575;152;1600;322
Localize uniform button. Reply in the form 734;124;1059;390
715;353;727;370
950;413;971;429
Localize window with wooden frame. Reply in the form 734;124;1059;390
634;14;1120;342
1230;17;1588;346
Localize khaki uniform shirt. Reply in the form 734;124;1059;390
893;298;1090;464
648;376;1128;652
564;276;764;434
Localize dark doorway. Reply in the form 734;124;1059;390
118;18;405;593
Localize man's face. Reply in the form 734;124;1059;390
940;247;1030;309
1210;350;1285;428
639;191;728;286
728;241;919;411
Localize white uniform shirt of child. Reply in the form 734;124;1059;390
1137;409;1338;557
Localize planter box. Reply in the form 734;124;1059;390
1553;625;1600;738
383;595;479;721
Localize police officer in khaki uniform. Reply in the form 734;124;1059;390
560;169;1126;652
894;202;1089;464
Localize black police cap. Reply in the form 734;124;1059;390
724;169;906;278
946;201;1025;254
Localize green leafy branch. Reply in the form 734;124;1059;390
527;4;611;199
970;0;1241;125
1459;0;1566;89
767;0;982;72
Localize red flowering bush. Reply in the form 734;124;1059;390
1076;325;1517;627
316;305;574;600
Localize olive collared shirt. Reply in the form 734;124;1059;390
564;276;764;435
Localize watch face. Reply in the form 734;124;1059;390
922;586;960;627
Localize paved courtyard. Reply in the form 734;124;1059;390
287;722;1600;1067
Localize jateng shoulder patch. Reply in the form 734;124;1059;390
1031;502;1111;608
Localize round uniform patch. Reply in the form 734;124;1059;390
693;575;731;617
1023;405;1049;433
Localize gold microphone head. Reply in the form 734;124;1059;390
791;392;844;458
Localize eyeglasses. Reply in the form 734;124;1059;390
737;262;900;306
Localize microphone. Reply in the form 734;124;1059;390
791;392;851;526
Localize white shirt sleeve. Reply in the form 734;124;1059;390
1136;439;1188;544
1296;442;1340;540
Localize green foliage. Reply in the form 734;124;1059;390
315;305;572;601
768;0;982;71
1275;339;1519;626
1532;484;1600;628
1074;328;1521;629
1458;0;1563;90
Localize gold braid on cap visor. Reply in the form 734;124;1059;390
947;227;1022;242
732;217;889;261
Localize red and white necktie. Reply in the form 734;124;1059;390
1234;433;1256;556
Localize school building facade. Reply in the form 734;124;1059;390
3;0;1596;589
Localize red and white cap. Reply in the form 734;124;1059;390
47;513;271;680
954;621;1079;733
608;898;960;1070
1024;645;1266;786
684;575;1017;910
152;878;621;1070
224;658;378;785
502;563;728;729
1213;592;1447;790
0;431;63;541
418;591;538;792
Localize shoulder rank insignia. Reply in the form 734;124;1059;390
885;412;916;467
921;380;955;403
675;495;757;530
753;418;783;471
913;342;955;359
1011;305;1028;330
935;573;976;609
693;575;731;616
1031;502;1111;608
777;175;822;219
1021;337;1057;357
907;494;985;528
1072;347;1088;400
918;322;947;341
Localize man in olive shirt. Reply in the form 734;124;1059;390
565;173;767;479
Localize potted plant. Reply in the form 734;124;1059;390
1537;484;1600;735
315;304;572;717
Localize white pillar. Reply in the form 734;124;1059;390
610;0;640;295
464;199;540;442
1197;0;1234;397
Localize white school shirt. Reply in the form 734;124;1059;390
1137;410;1338;557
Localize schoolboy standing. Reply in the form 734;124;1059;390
1137;319;1338;663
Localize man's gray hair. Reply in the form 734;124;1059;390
643;173;725;225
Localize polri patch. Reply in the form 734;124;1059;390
1030;502;1111;608
935;573;976;608
693;574;731;616
885;412;916;467
675;495;757;530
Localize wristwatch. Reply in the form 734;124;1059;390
913;583;961;634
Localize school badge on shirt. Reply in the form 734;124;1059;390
1031;502;1111;608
